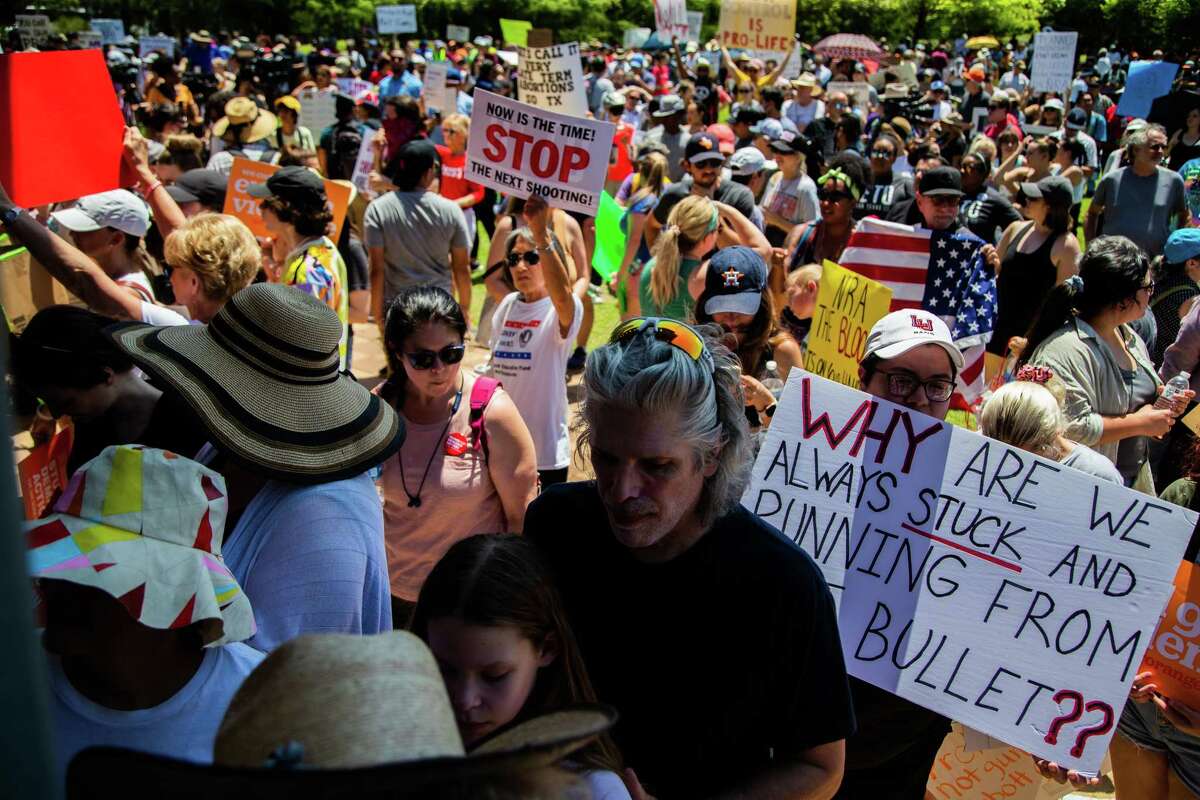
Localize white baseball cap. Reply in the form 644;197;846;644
727;146;776;177
51;190;151;238
864;309;965;370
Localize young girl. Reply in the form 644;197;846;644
412;534;631;800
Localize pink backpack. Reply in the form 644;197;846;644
469;377;502;461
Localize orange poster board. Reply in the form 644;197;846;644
1141;560;1200;707
18;425;74;519
223;157;351;241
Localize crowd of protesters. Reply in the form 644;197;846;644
5;20;1200;800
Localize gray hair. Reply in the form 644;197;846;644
979;381;1065;460
575;323;752;530
1126;122;1167;160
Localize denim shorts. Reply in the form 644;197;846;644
1117;698;1200;794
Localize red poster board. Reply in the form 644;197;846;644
0;50;137;207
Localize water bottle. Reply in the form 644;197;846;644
762;360;785;401
1156;371;1191;409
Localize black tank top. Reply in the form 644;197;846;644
989;223;1057;355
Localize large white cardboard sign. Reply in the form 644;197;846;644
654;0;690;42
742;371;1196;774
296;88;338;137
517;42;587;118
465;90;614;216
1031;32;1078;94
376;5;417;34
422;61;454;114
138;36;176;58
90;18;125;46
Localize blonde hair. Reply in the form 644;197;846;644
441;113;470;135
650;195;715;309
629;152;668;208
979;381;1065;460
786;262;822;291
967;135;997;164
163;213;261;303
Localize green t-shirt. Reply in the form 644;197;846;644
638;256;702;321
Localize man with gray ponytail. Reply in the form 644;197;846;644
526;317;853;799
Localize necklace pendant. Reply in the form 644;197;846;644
408;497;422;508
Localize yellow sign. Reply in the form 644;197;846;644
717;0;796;57
805;260;893;388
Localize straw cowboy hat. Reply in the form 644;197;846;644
65;632;616;798
213;96;279;145
26;445;254;647
106;283;405;484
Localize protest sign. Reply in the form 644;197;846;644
0;51;136;208
500;19;533;47
780;43;803;80
1030;32;1077;94
517;43;587;118
927;724;1072;800
90;18;125;45
17;426;74;520
742;372;1196;773
336;77;375;99
623;28;651;49
1183;404;1200;436
805;261;892;387
465;90;615;216
350;133;377;200
1140;561;1200;709
376;5;417;34
16;15;53;48
592;191;627;280
297;88;338;137
654;0;690;42
138;35;176;58
422;61;454;114
1117;61;1181;119
447;24;470;42
76;31;103;49
972;107;990;136
687;10;704;43
223;158;351;241
0;245;85;332
718;0;796;58
826;81;872;113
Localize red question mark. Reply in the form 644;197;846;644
1070;701;1115;758
1044;689;1084;745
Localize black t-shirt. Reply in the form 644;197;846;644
653;178;757;226
959;187;1020;244
855;173;912;220
526;482;855;799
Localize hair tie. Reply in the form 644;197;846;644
706;207;719;235
1015;365;1055;385
1064;274;1084;292
667;224;681;235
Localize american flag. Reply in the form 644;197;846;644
840;217;996;404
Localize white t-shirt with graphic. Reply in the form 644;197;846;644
489;292;583;470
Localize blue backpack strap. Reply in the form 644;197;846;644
469;377;502;462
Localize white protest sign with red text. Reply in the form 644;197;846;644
742;372;1195;774
465;90;614;217
654;0;690;42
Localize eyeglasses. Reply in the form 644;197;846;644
1145;143;1167;152
611;317;714;372
1139;280;1156;294
876;369;955;402
926;195;962;207
506;250;540;267
818;190;852;202
870;149;894;158
404;344;466;370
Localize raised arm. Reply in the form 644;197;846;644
123;127;186;238
763;36;799;86
524;195;576;337
715;200;771;264
671;37;695;81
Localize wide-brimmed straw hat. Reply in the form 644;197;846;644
213;96;278;144
66;632;616;798
26;446;254;647
106;284;404;484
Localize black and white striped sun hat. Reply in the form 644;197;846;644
107;283;404;484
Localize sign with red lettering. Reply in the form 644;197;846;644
717;0;796;59
806;260;893;388
465;90;615;216
654;0;690;42
742;372;1196;774
18;426;74;520
1140;561;1200;708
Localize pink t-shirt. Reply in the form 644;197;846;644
379;380;509;600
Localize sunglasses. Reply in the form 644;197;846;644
611;317;714;372
870;149;894;158
737;88;752;94
818;190;852;202
506;250;540;267
404;344;466;370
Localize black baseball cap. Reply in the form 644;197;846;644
768;130;803;155
1065;107;1088;130
1020;175;1073;207
247;166;327;207
166;169;229;210
730;106;765;126
917;166;963;197
685;132;726;164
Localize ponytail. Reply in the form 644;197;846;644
650;195;715;309
1019;279;1082;366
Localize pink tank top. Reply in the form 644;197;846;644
380;383;509;600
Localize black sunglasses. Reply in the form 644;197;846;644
506;251;540;267
818;190;852;202
404;344;466;370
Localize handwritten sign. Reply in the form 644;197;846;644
1030;32;1077;94
336;77;375;99
825;81;873;114
517;42;587;118
376;5;417;34
654;0;690;42
742;372;1196;774
16;15;53;48
447;24;470;42
806;261;892;388
350;133;377;200
718;0;796;59
1140;560;1200;708
687;10;704;43
1116;61;1181;119
90;18;125;46
138;36;176;58
465;90;615;216
297;88;338;137
223;158;350;241
421;61;452;114
927;724;1070;800
623;28;651;49
18;426;74;520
